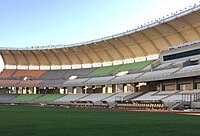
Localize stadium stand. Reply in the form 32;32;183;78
0;69;15;79
133;91;167;101
176;64;200;74
63;78;89;86
77;93;114;105
0;5;200;110
14;94;42;101
88;65;120;77
114;60;154;73
85;76;115;85
54;94;88;104
35;94;64;102
39;80;65;87
18;80;43;87
13;70;46;79
139;68;179;79
111;73;143;84
102;92;142;105
0;94;17;102
63;68;96;78
40;70;67;80
0;80;19;87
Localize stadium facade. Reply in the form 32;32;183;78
0;4;200;110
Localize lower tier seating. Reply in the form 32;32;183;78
14;94;42;101
35;94;64;102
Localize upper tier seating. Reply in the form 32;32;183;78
176;64;200;74
89;65;120;77
63;68;96;78
39;80;65;87
114;60;154;72
18;80;43;87
14;94;42;101
35;94;64;102
54;94;88;103
0;80;19;87
0;69;15;79
111;73;143;83
63;78;89;86
85;76;115;85
154;62;172;70
40;68;96;80
13;70;46;78
139;68;179;79
40;70;68;79
88;60;154;77
171;60;186;67
0;94;18;102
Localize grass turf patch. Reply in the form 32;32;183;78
0;105;200;136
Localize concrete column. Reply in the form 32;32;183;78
123;83;128;93
73;87;77;94
130;83;137;92
175;80;179;90
102;85;106;93
16;87;19;94
192;78;196;89
63;87;66;94
33;87;37;94
159;83;163;92
112;84;116;93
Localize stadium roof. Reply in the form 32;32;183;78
1;4;200;66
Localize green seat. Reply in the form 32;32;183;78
88;65;120;77
15;94;42;101
115;60;154;72
36;94;64;102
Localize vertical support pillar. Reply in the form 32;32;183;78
192;78;196;89
16;87;19;94
175;80;179;90
123;83;128;93
33;87;37;94
159;82;163;92
112;84;116;93
102;85;106;93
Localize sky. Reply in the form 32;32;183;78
0;0;200;48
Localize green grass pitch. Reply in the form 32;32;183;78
0;105;200;136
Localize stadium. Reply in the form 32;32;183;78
1;1;200;136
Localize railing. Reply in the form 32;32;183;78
167;100;182;110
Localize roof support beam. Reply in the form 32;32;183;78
104;40;125;60
84;44;104;62
94;42;114;61
19;51;29;66
58;49;73;65
114;37;136;58
149;27;171;47
49;50;63;65
9;51;18;65
125;35;148;56
30;50;41;66
66;47;83;64
178;17;200;38
75;46;94;63
137;31;160;54
39;50;52;66
165;23;187;43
